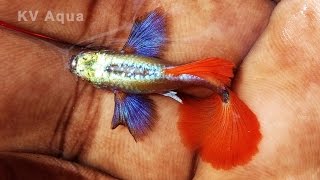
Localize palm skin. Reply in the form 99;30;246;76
0;0;319;179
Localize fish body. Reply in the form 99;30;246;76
68;9;261;170
70;50;213;94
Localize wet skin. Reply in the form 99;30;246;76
0;0;319;179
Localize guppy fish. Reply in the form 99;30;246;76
69;10;261;169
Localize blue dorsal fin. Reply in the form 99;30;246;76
112;92;157;140
122;9;166;58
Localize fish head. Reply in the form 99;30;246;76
69;51;102;84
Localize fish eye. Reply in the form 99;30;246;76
69;55;77;72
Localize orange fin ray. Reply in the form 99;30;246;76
178;90;261;169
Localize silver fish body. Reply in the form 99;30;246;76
69;50;210;94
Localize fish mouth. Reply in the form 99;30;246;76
68;55;77;73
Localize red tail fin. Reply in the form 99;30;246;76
165;58;234;86
178;90;261;169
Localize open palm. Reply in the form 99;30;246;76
0;0;319;179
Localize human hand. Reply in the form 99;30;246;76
0;0;318;179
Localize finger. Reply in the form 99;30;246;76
0;0;274;64
0;152;113;179
195;0;320;178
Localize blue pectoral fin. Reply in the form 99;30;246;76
112;92;157;140
122;9;166;57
